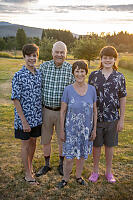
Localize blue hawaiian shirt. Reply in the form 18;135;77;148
88;70;127;122
11;66;42;130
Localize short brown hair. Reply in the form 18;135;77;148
72;61;88;74
99;46;118;70
22;44;39;57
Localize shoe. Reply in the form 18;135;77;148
89;172;99;182
76;177;88;186
35;166;51;177
57;164;63;176
57;180;67;189
24;177;39;185
105;173;116;183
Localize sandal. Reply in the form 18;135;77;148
57;180;67;189
76;177;88;185
24;177;39;185
105;173;116;183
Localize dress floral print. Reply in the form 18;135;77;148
61;84;97;159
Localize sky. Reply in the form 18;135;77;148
0;0;133;35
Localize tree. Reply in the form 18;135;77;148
41;29;75;51
39;37;56;61
72;37;106;64
16;28;27;50
0;38;6;50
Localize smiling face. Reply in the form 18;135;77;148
24;52;38;68
74;66;87;84
52;42;67;67
101;55;116;69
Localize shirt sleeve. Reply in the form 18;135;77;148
11;73;22;100
93;86;97;103
118;75;127;98
39;63;45;105
61;86;69;104
88;72;94;84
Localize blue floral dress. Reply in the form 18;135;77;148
61;84;97;159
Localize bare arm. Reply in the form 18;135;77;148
60;102;67;142
90;102;97;141
13;99;31;132
117;96;126;132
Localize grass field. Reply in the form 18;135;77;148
0;57;133;200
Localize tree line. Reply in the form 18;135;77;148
0;28;133;62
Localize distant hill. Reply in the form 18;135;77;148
0;21;79;39
0;21;43;38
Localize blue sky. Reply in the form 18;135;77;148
0;0;133;35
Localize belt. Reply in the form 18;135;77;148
45;106;60;111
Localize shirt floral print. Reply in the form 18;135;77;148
88;70;127;122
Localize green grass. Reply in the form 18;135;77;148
0;57;133;200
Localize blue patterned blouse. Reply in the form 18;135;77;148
88;70;127;122
11;66;42;130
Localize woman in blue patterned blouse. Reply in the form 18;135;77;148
57;61;97;188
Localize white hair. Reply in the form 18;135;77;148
52;41;67;53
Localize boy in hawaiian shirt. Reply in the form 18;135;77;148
88;46;127;183
11;44;42;185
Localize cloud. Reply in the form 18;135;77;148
49;4;133;13
1;0;37;3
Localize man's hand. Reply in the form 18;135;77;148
60;131;65;142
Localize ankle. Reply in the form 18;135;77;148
45;156;50;166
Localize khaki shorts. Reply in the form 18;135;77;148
41;107;60;145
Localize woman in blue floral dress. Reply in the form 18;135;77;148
57;61;97;188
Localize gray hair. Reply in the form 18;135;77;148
52;41;67;53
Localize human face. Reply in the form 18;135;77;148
52;44;66;66
24;53;38;68
74;67;86;84
101;55;116;69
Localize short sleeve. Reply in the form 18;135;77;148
93;86;97;103
11;73;22;100
61;86;69;104
88;72;94;84
118;75;127;98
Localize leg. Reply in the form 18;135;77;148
28;137;36;174
76;158;85;179
105;146;114;175
93;146;101;173
21;139;34;180
89;146;101;182
63;158;73;182
35;143;51;177
105;146;116;183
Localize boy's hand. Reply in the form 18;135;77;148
60;131;65;142
90;129;96;141
117;119;124;132
22;120;31;132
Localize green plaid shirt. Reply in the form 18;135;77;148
40;60;75;107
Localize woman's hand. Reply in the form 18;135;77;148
90;129;96;141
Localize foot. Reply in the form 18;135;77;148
89;172;99;182
57;180;67;189
24;177;39;185
35;166;51;177
76;177;88;186
57;164;63;176
105;173;116;183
